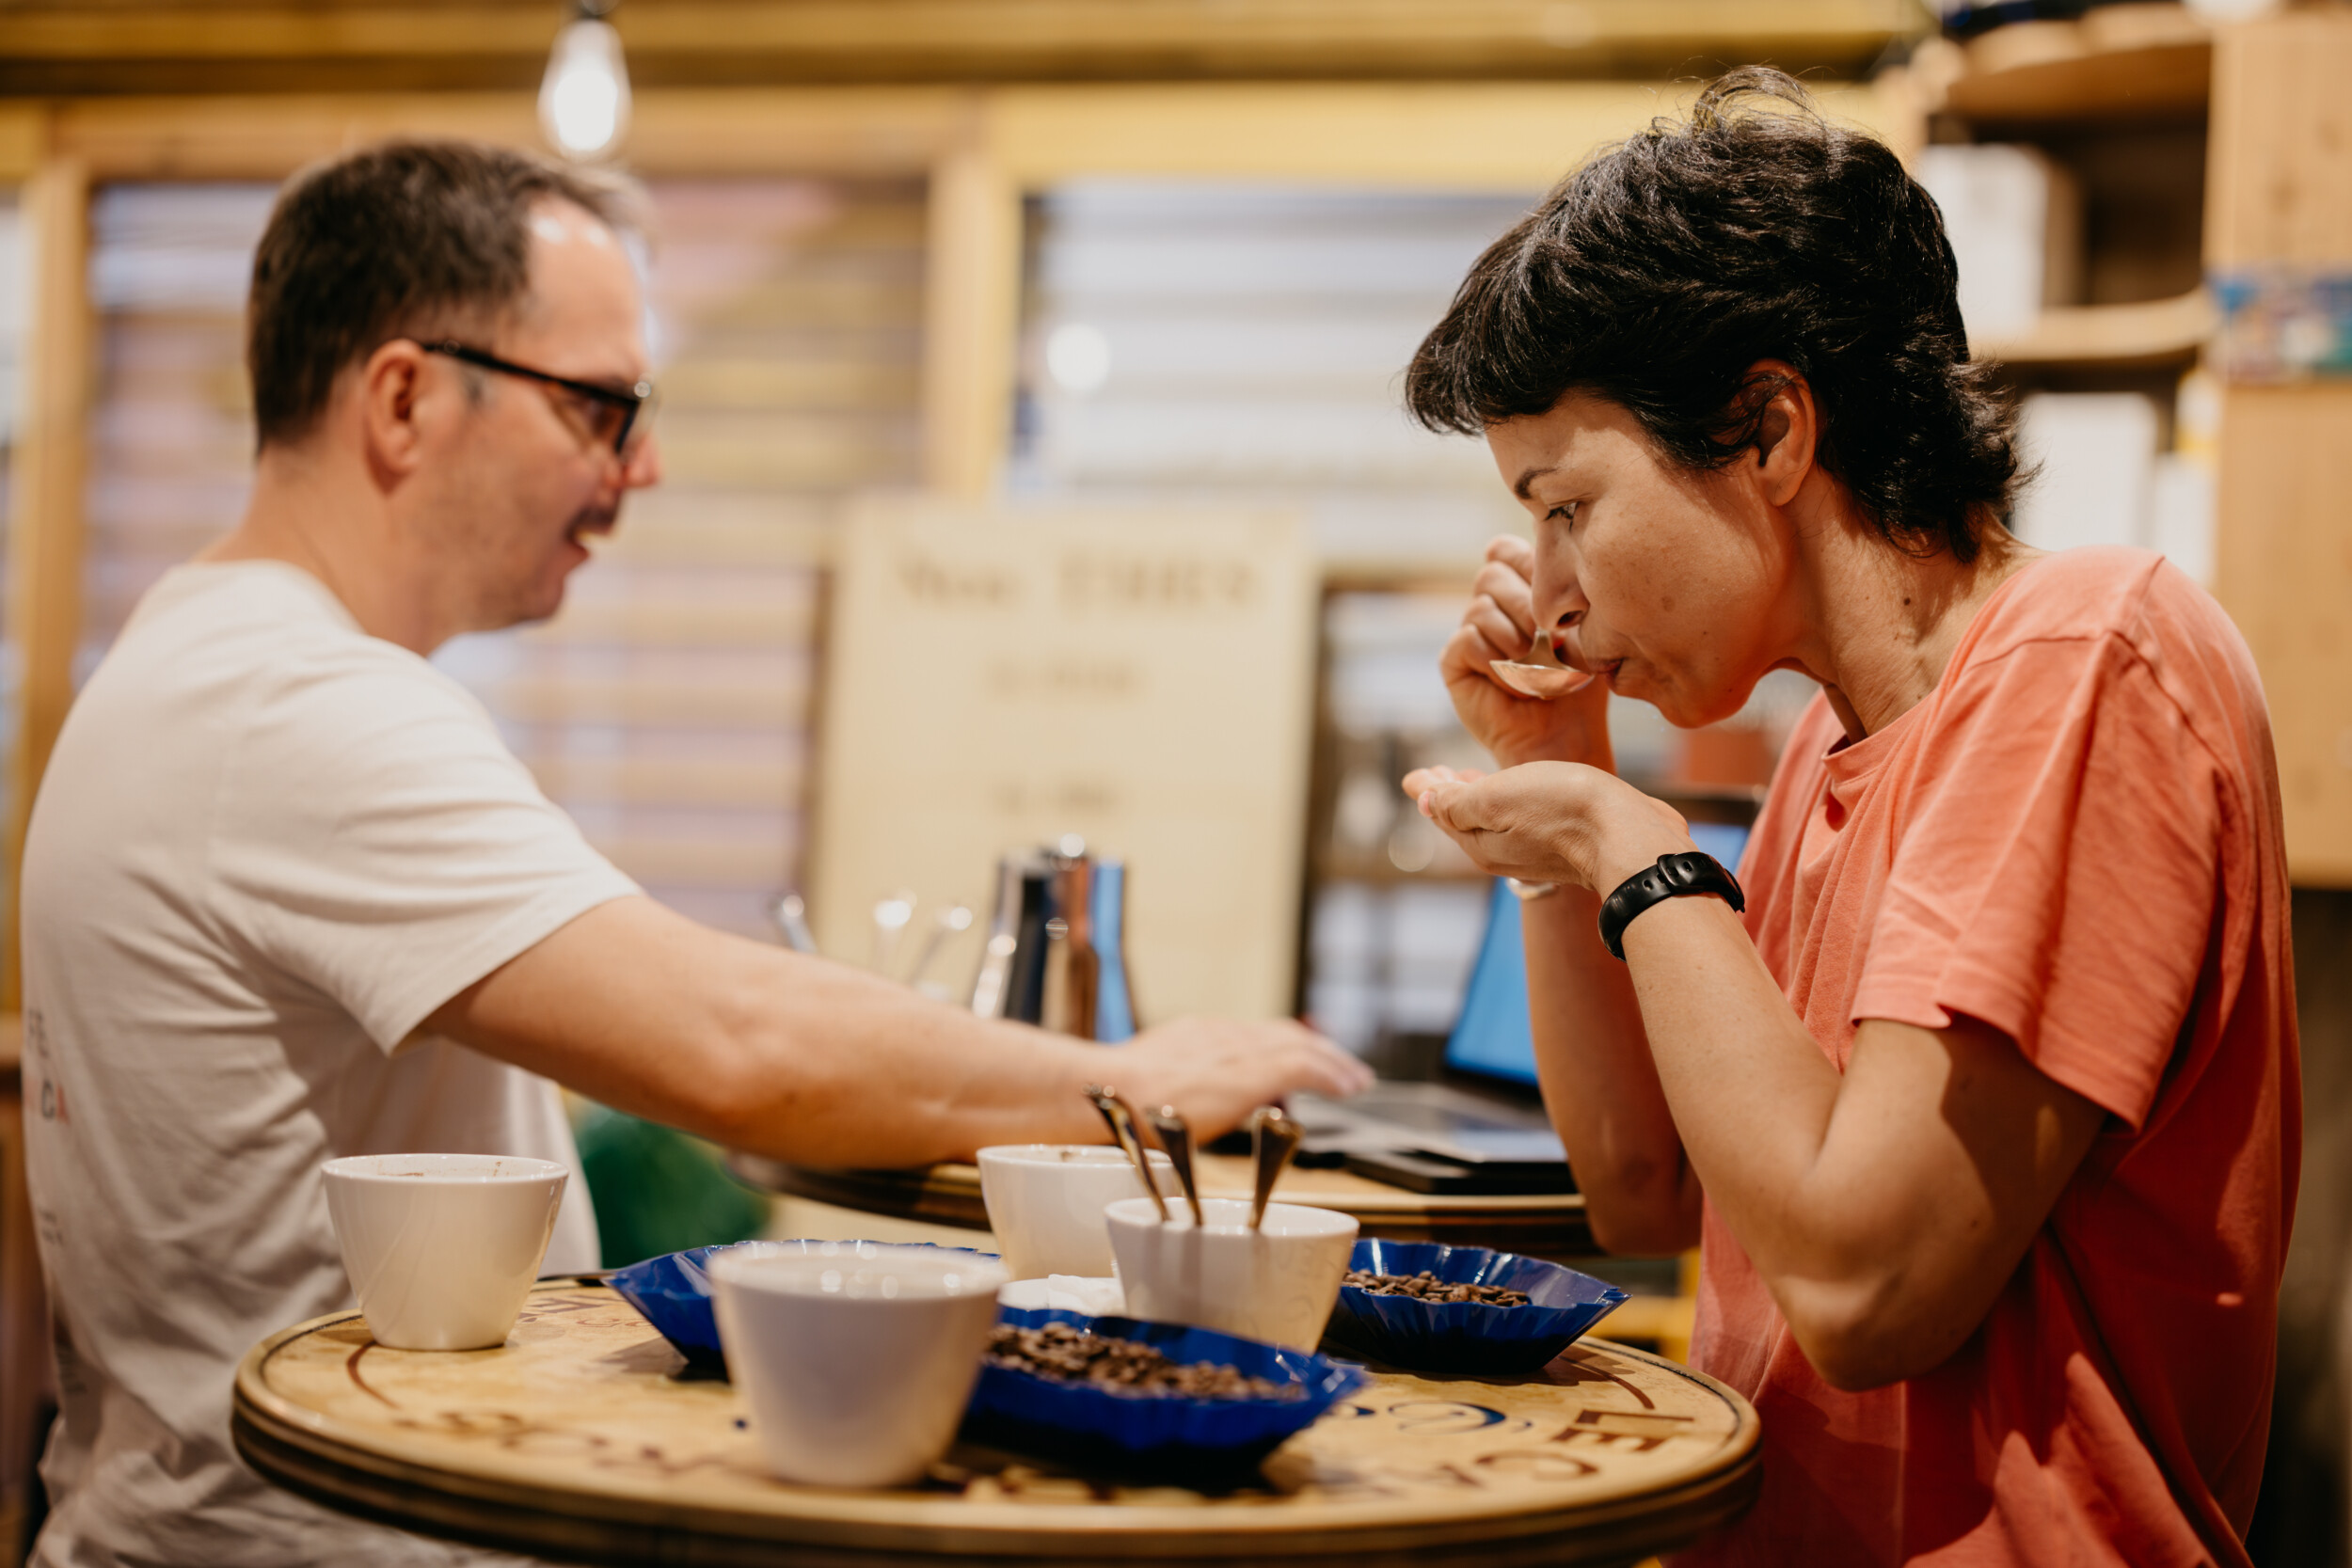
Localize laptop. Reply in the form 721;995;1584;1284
1288;818;1753;1194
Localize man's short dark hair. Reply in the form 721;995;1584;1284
247;139;643;451
1405;67;2019;563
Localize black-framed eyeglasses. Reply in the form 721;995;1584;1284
421;341;656;456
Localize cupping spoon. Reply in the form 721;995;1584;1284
1084;1085;1168;1222
1490;623;1597;700
1143;1105;1205;1228
1248;1105;1303;1231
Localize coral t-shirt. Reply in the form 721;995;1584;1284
1681;548;2299;1566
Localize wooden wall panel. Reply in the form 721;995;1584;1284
2207;12;2352;885
2213;386;2352;884
2206;11;2352;270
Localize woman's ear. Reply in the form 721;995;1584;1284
1745;359;1818;508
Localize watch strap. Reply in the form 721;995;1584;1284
1597;852;1746;960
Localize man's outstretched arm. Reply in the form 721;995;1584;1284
428;895;1371;1167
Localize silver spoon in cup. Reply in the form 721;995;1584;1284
1248;1105;1303;1231
1490;623;1597;700
1142;1105;1205;1228
1084;1085;1168;1222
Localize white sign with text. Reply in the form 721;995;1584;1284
811;499;1318;1022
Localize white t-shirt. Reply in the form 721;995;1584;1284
22;561;640;1567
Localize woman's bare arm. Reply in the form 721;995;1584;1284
1518;885;1703;1254
1417;761;2105;1389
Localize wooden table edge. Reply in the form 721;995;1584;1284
231;1298;1759;1562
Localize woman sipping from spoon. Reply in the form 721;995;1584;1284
1401;69;2296;1568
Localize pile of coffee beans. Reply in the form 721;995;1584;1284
986;1323;1298;1401
1343;1269;1531;1307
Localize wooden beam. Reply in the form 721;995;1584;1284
0;105;42;183
44;75;1916;187
50;87;966;181
920;121;1023;500
988;77;1915;190
5;157;92;1012
0;1;1925;92
51;93;536;181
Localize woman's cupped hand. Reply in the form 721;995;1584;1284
1402;762;1694;895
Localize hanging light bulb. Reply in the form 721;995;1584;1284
539;0;631;162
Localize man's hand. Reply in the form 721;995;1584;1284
1109;1018;1373;1140
1443;535;1615;770
431;896;1370;1169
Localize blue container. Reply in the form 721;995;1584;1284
1321;1239;1628;1375
963;1307;1365;1484
608;1239;1003;1376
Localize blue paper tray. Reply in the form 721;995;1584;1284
963;1307;1365;1484
1321;1239;1627;1374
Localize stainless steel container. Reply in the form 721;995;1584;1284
969;840;1136;1042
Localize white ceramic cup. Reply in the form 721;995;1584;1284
321;1152;569;1352
1104;1196;1359;1352
977;1144;1177;1279
708;1241;1009;1488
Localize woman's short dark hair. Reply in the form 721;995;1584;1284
1405;67;2017;562
247;139;643;451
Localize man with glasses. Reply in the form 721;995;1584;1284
18;140;1366;1567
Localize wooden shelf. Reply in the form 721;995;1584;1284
1976;288;2215;369
1931;4;2211;125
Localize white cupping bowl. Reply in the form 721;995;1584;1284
1104;1196;1358;1352
321;1152;568;1351
708;1241;1009;1487
977;1144;1175;1279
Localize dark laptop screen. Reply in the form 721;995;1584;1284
1442;821;1752;1087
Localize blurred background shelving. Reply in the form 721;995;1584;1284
1896;0;2226;599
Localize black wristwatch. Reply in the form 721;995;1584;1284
1597;852;1745;960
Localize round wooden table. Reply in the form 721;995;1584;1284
233;1281;1756;1566
729;1151;1597;1258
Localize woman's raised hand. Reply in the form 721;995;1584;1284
1442;535;1613;770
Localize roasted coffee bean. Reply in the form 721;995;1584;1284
1343;1268;1530;1307
985;1323;1299;1401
